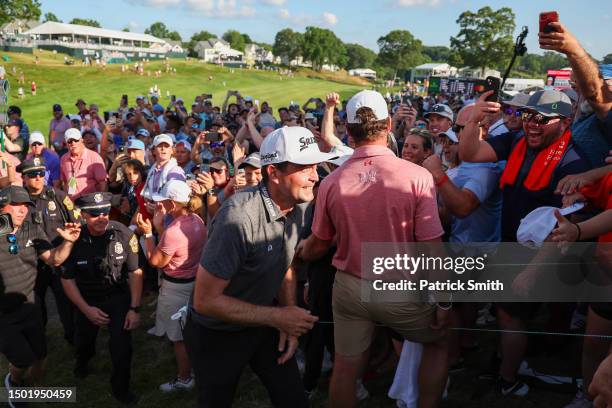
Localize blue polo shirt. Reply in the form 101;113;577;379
448;162;503;243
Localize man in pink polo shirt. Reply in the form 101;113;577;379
59;128;107;199
299;90;449;408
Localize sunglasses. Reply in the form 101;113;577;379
452;124;465;133
31;142;43;147
502;106;523;117
67;139;80;145
442;138;458;146
415;122;427;129
431;105;448;113
521;111;561;125
210;167;225;174
26;170;45;178
7;233;18;255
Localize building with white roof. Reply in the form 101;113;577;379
410;63;457;82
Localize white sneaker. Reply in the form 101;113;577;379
321;348;333;373
159;376;195;392
564;391;593;408
356;379;369;401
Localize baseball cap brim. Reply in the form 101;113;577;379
151;194;167;202
287;150;338;166
523;106;565;118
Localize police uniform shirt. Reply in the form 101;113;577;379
192;183;308;331
0;221;53;306
61;221;139;301
29;187;78;247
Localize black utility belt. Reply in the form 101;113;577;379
161;273;195;284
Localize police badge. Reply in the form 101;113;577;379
114;242;124;255
94;193;103;204
48;201;57;211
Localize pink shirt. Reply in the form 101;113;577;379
0;152;22;186
312;145;444;278
59;147;107;199
158;214;207;279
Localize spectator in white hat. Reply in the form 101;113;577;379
136;179;206;393
59;128;107;199
142;134;186;202
26;131;61;188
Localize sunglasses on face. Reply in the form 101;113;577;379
521;111;561;125
26;170;45;178
502;106;523;117
211;167;225;174
84;210;110;218
7;233;18;255
67;139;80;145
31;142;43;147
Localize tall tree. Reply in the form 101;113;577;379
422;46;451;62
302;26;346;71
540;51;568;72
0;0;41;26
122;27;130;32
601;53;612;65
344;43;377;70
43;12;61;23
222;30;246;52
145;21;170;39
273;28;303;63
167;31;182;42
69;18;101;27
241;33;252;44
376;30;425;78
450;6;515;76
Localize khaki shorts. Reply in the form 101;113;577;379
332;271;444;357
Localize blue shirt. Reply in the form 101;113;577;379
571;112;612;168
448;162;503;243
36;149;60;187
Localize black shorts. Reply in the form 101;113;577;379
0;303;47;368
496;302;541;320
590;303;612;321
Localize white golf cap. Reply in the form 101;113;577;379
153;133;174;147
176;140;192;151
346;90;389;124
151;179;191;204
29;131;46;146
65;128;82;141
260;126;337;166
327;144;354;167
517;202;585;248
440;129;458;143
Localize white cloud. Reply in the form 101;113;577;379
278;8;290;19
261;0;286;5
322;12;338;26
128;0;256;17
397;0;441;6
128;21;140;30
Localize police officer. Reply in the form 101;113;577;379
17;157;78;345
60;192;143;404
0;186;80;406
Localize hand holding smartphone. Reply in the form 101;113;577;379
539;11;559;34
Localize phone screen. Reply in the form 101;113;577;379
205;132;221;143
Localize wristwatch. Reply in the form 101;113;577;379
207;189;216;197
144;233;153;239
129;306;141;313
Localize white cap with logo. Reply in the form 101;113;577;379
260;126;337;166
65;128;82;141
151;179;191;204
346;90;389;124
153;133;174;147
517;202;585;248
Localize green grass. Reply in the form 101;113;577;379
1;49;369;134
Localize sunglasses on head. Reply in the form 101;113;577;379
7;233;18;255
502;106;523;117
521;111;561;125
26;170;45;178
431;105;447;113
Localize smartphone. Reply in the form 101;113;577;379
104;111;110;122
539;11;559;34
254;99;260;107
472;76;501;102
205;132;221;142
401;95;412;107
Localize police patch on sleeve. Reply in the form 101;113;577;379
63;196;74;211
129;235;138;254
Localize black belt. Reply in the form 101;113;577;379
162;272;195;284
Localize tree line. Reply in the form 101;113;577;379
4;2;611;79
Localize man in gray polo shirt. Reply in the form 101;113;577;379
184;126;336;408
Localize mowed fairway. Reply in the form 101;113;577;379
1;50;368;133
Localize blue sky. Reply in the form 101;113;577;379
42;0;610;59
